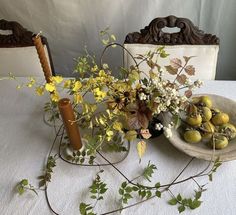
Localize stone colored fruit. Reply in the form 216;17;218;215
219;123;236;140
211;113;229;126
200;96;212;108
211;135;228;149
184;130;202;143
186;114;202;127
201;106;212;122
201;121;215;139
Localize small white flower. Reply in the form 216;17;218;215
155;123;163;130
139;92;147;100
194;79;203;87
166;100;171;106
163;127;172;138
154;97;161;103
102;63;109;69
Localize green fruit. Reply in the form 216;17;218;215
200;106;212;122
212;113;229;126
211;108;221;116
200;96;212;108
219;123;236;140
186;114;202;127
201;121;215;139
211;135;228;149
184;130;202;143
192;97;201;104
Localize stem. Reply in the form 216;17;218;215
173;62;187;84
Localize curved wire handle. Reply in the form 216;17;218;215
99;42;139;70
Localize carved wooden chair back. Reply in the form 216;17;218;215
124;15;219;80
0;19;55;77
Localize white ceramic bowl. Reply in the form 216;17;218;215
164;94;236;161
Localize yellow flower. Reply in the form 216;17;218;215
72;81;82;92
45;83;56;92
64;80;72;89
50;91;60;102
113;121;123;131
35;86;45;96
93;87;107;101
52;76;63;84
26;77;36;88
74;93;83;104
99;70;106;77
91;65;98;72
106;130;114;141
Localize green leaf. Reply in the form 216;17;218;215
177;194;182;201
195;191;202;200
90;195;97;199
100;188;107;194
146;190;152;199
209;174;213;181
17;186;25;195
79;203;89;215
178;205;185;213
80;158;85;164
140;191;146;199
125;187;133;193
191;199;202;209
119;188;124;195
98;196;104;200
155;182;160;188
155;191;161;198
21;179;28;186
39;180;46;188
124;193;132;199
123;198;128;204
132;186;139;191
160;51;169;58
121;182;127;189
143;161;157;182
168;198;177;205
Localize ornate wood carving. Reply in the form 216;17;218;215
125;15;219;45
0;19;55;75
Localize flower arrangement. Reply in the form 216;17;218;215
18;39;203;159
10;31;225;215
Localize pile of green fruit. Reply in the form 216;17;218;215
182;95;236;149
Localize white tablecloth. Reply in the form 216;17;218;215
0;78;236;215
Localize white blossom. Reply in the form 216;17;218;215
139;92;147;100
163;125;173;138
102;63;109;69
194;79;203;87
155;123;163;130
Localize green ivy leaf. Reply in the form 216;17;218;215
125;187;132;193
121;182;127;189
119;188;124;195
178;205;185;213
195;191;202;200
168;198;177;205
155;191;161;198
177;194;182;201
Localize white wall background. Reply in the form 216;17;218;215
0;0;236;80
